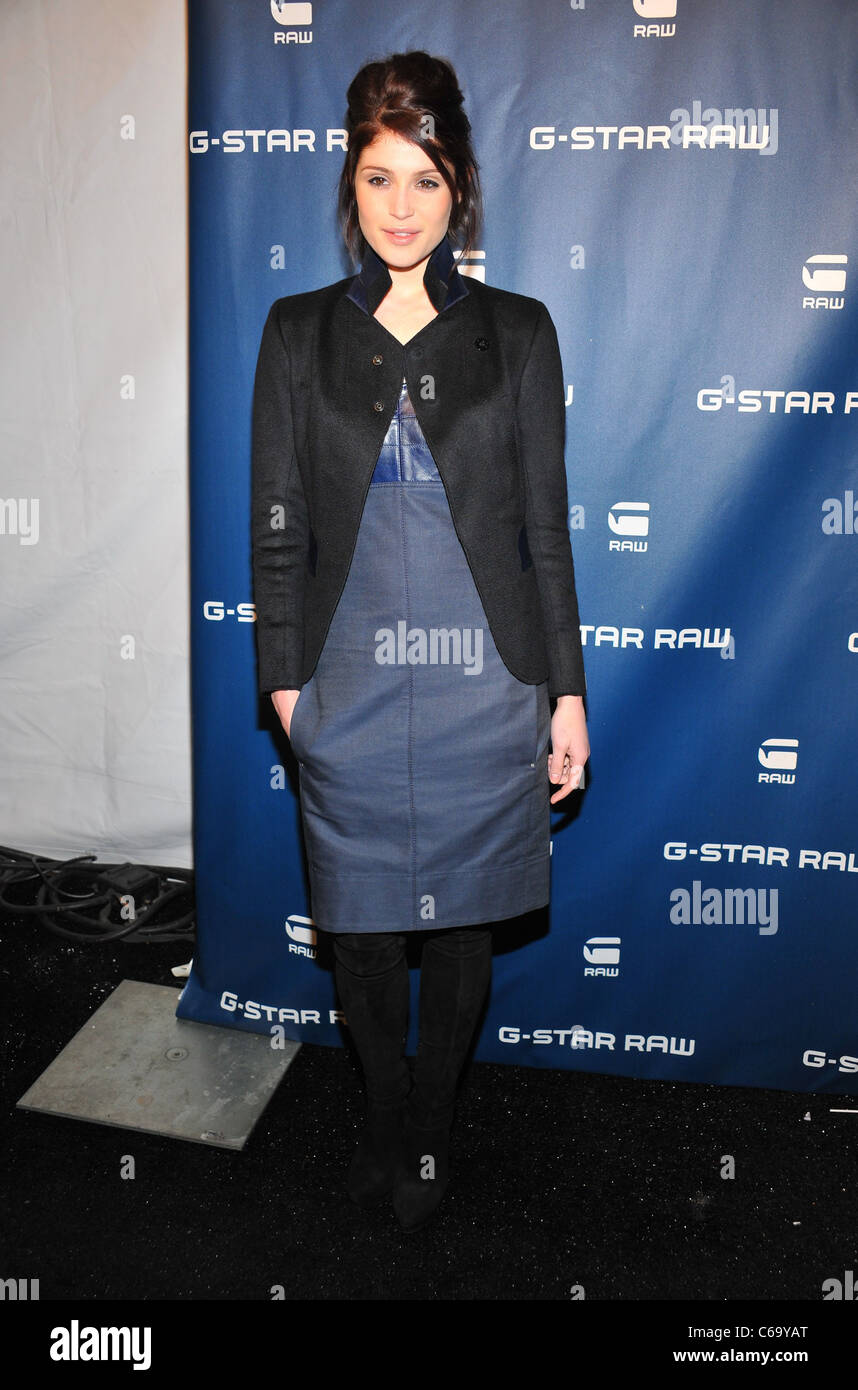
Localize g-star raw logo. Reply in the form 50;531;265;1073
664;840;858;873
220;991;342;1025
531;109;776;154
758;738;798;785
802;254;847;311
633;0;677;38
286;914;317;958
584;937;620;977
803;1050;858;1076
608;501;649;552
697;381;858;413
271;1;312;44
578;625;730;650
498;1026;695;1055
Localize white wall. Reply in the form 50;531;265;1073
0;1;190;866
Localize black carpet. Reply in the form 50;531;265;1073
2;909;855;1317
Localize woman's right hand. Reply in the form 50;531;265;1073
271;688;302;739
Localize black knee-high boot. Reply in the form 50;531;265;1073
393;926;492;1232
332;931;411;1208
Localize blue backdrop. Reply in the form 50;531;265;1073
178;0;858;1097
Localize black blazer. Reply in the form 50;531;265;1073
251;236;587;700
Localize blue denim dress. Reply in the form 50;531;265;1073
287;376;551;933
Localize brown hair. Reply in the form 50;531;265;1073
337;50;483;266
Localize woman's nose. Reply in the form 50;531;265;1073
389;183;413;217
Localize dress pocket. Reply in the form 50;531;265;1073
288;686;307;757
535;680;551;766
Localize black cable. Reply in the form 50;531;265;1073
0;845;195;945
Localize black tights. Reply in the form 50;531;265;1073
330;926;493;1130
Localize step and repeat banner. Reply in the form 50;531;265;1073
178;0;858;1096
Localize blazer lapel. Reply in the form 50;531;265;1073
332;285;508;501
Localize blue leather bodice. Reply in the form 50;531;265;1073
369;377;441;486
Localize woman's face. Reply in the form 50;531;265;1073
354;130;455;273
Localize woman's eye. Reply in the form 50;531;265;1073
365;176;440;189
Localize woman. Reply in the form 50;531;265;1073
251;50;589;1233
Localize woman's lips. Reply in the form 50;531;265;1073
383;229;419;241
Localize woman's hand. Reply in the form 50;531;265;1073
271;688;302;739
547;694;589;804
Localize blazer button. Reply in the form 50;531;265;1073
474;336;489;350
372;353;383;366
373;400;385;412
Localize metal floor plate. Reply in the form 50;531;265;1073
16;979;301;1150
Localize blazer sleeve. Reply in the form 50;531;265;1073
250;301;309;696
516;301;587;699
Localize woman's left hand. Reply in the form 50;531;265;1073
547;694;589;804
